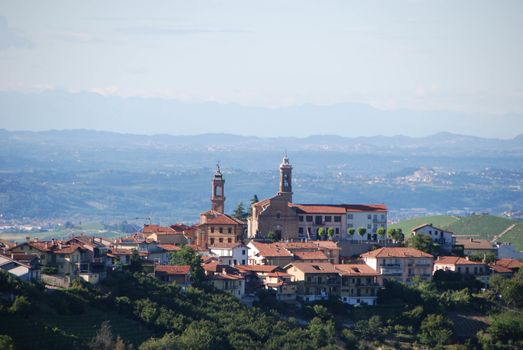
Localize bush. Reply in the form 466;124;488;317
9;295;31;317
418;314;453;348
41;266;58;275
0;335;14;350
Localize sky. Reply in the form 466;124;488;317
0;0;522;138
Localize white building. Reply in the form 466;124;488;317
412;223;455;251
209;242;248;266
345;205;388;241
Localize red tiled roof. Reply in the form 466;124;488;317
170;223;190;232
155;264;190;275
361;247;433;258
157;244;181;252
208;242;243;249
143;224;175;233
435;256;485;266
266;271;292;278
210;273;244;280
335;264;378;276
294;250;329;261
492;258;523;269
293;204;347;214
249;241;293;257
285;262;339;274
343;204;388;212
200;210;245;225
236;265;280;273
455;238;495;250
280;240;340;251
490;264;513;273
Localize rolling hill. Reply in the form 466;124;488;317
390;214;523;251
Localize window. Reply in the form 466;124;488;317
210;238;215;244
315;216;322;225
276;212;281;219
334;216;341;222
373;214;377;220
298;227;304;234
307;276;312;283
381;214;385;220
219;227;223;233
227;238;232;243
219;238;223;243
335;228;339;234
242;260;245;265
325;216;332;222
347;214;354;220
242;250;246;255
368;214;372;220
367;224;371;229
347;223;353;228
210;227;215;233
299;216;304;222
306;215;313;222
228;227;232;234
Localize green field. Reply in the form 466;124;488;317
390;214;523;251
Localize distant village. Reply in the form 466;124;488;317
1;156;522;305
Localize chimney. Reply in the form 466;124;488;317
469;238;473;242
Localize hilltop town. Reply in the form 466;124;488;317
1;156;522;349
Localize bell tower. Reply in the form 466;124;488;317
211;164;225;213
278;155;293;202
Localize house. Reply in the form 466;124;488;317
0;253;40;282
434;256;489;284
154;264;191;287
247;241;294;267
284;262;340;302
144;224;189;245
335;263;380;305
361;247;434;284
489;258;523;277
293;250;330;263
412;223;455;252
236;264;296;300
208;242;248;266
455;238;497;258
279;241;341;264
202;261;245;299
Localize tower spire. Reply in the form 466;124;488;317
211;164;225;213
278;154;293;202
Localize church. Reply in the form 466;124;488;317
248;156;388;242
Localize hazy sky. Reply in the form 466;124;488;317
0;0;522;137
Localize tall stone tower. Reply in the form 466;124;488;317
211;164;225;213
278;155;293;202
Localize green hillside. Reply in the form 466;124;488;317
391;214;523;251
389;215;461;236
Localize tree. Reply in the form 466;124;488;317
418;314;453;348
129;249;142;272
9;295;31;317
387;228;396;240
357;227;366;238
0;335;14;350
377;227;386;237
88;321;115;350
407;235;439;255
317;227;326;240
267;231;277;242
232;202;246;220
487;311;523;343
248;194;259;217
327;227;335;240
347;228;355;237
169;246;205;285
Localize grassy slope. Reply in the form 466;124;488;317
391;214;523;251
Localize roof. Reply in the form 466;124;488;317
412;223;451;233
266;271;292;278
435;256;485;266
142;225;175;234
5;253;39;264
249;241;293;257
455;238;495;250
361;247;433;258
293;204;347;214
170;223;191;232
334;264;378;277
285;262;339;274
236;265;280;273
492;258;523;269
489;264;513;273
209;273;244;280
200;210;245;225
293;250;329;261
343;204;388;212
157;244;181;252
155;264;190;275
209;242;243;249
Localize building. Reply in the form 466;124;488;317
280;241;341;264
434;256;489;284
412;223;455;251
284;262;341;302
208;242;248;266
489;258;523;278
154;264;191;287
248;156;387;241
335;263;380;305
0;253;40;282
361;247;434;284
144;224;188;245
455;238;497;258
202;261;245;299
247;241;295;267
194;166;245;249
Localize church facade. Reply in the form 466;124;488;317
248;156;388;241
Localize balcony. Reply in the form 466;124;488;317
380;267;403;276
